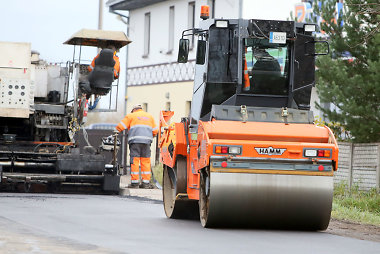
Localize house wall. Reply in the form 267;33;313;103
126;81;193;124
127;0;239;67
125;80;193;165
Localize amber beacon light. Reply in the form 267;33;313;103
200;5;210;20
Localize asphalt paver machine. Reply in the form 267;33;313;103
0;29;130;193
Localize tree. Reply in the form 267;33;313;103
314;0;380;142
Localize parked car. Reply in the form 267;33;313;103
86;123;117;130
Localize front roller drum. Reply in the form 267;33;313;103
199;168;334;230
163;157;198;219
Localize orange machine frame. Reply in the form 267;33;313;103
159;111;339;200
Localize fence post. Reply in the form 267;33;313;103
348;143;354;189
122;130;128;175
377;143;380;192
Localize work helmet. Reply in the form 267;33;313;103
131;104;142;112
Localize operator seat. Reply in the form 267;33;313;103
250;58;283;95
88;48;115;95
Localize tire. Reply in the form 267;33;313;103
199;168;211;227
163;157;198;219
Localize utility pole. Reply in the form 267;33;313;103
111;11;130;173
98;0;104;53
239;0;243;19
98;0;103;30
122;15;130;174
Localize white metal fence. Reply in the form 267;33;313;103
127;60;195;86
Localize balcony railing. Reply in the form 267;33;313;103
127;60;195;86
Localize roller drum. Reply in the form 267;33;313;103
163;158;199;219
203;172;333;230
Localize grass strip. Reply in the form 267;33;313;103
152;163;163;186
332;182;380;226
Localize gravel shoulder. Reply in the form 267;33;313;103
327;218;380;242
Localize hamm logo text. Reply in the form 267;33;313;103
255;147;286;156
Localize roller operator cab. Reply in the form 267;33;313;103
159;14;339;229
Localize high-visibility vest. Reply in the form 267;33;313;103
243;58;250;91
116;109;158;144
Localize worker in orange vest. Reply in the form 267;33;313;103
88;44;120;79
116;104;158;188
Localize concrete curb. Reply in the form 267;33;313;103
119;188;162;201
119;175;162;201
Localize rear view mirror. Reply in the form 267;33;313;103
196;40;206;65
178;39;190;63
305;41;329;56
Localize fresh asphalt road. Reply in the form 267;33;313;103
0;193;379;254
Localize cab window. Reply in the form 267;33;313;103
243;38;290;95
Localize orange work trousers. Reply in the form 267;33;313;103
129;143;151;184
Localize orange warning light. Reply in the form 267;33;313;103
200;5;210;20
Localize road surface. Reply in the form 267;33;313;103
0;193;379;254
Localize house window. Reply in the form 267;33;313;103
165;102;171;111
185;101;191;116
188;2;195;48
142;103;148;112
143;12;151;57
168;6;175;53
207;0;215;18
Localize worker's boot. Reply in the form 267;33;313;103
139;182;154;189
128;183;139;189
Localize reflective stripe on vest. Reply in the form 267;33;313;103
128;136;153;142
120;121;127;129
128;125;154;144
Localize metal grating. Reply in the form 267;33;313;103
127;60;195;86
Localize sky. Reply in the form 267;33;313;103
1;0;302;63
0;0;127;63
244;0;301;20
